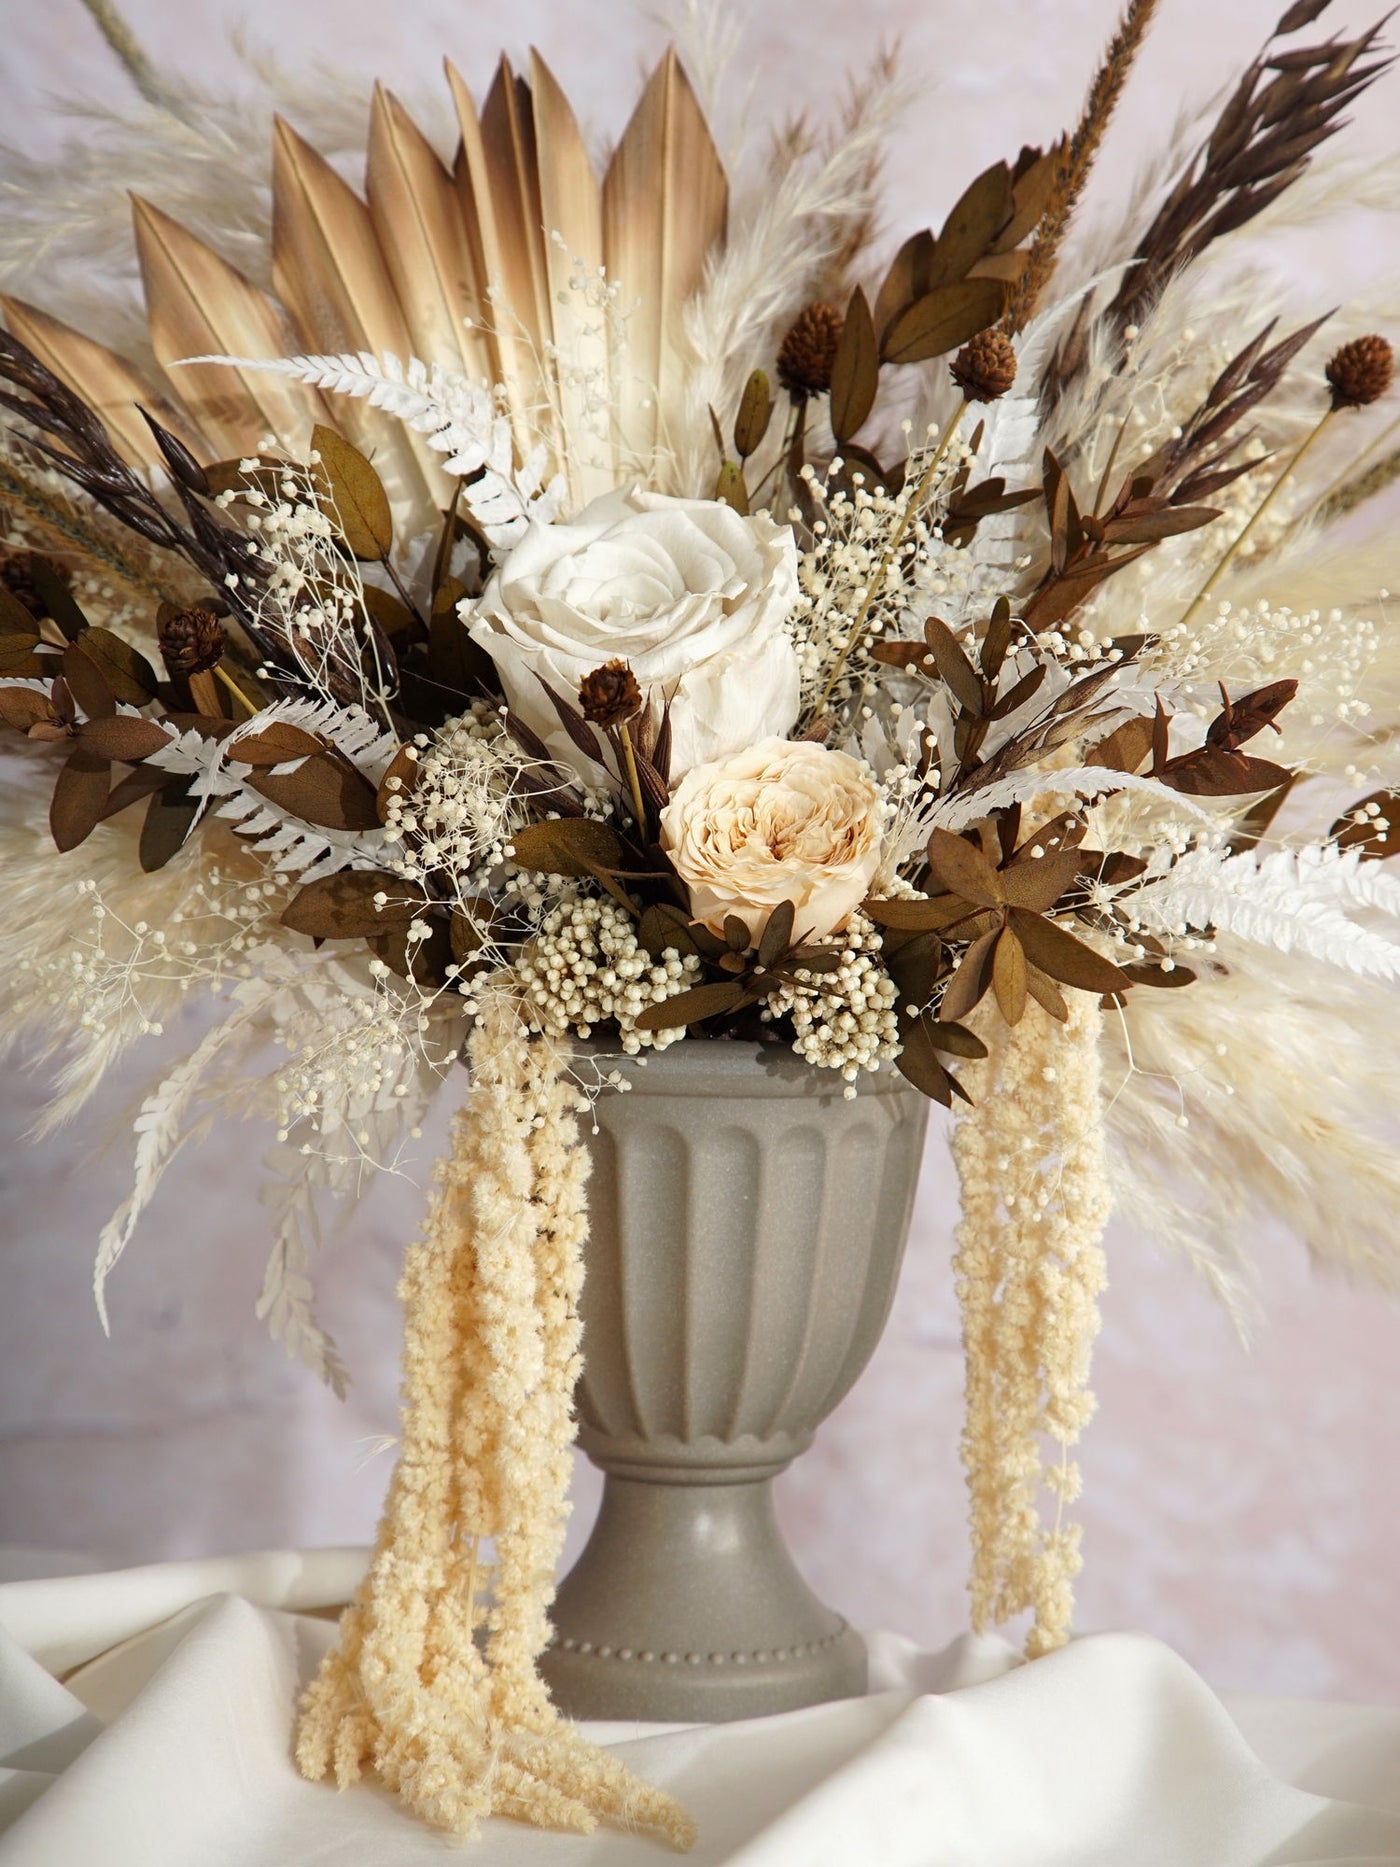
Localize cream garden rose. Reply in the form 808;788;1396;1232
659;737;885;946
465;487;800;781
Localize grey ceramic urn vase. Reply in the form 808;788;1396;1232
540;1037;929;1723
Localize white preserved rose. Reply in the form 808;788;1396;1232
464;487;800;780
659;736;885;946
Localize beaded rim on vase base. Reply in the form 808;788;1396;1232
540;1038;928;1723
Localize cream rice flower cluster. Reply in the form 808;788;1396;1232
659;736;884;946
514;894;702;1052
760;910;900;1095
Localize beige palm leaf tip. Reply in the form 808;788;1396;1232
4;50;727;530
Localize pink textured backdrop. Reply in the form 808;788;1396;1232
2;0;1397;1701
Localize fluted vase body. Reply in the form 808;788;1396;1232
541;1038;929;1722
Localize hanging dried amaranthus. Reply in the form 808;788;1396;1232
951;988;1111;1657
296;985;694;1849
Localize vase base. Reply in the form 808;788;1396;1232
542;1618;866;1723
541;1473;867;1723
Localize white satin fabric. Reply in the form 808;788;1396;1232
2;1551;1398;1866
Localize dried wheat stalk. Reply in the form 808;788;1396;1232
1004;0;1161;336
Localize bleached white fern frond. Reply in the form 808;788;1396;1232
257;1155;348;1398
144;696;396;883
1134;844;1400;980
184;351;563;545
215;797;387;884
931;765;1212;834
93;1001;263;1327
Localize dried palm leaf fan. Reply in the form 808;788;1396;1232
2;47;728;518
0;45;728;1852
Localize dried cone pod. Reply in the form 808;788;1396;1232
0;549;69;622
159;605;226;677
950;330;1018;403
1326;334;1394;409
579;659;641;728
777;301;844;399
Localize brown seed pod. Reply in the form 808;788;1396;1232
949;329;1019;403
578;659;642;729
159;605;226;677
777;301;844;399
0;548;69;622
1325;333;1394;410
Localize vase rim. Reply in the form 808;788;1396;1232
572;1035;919;1101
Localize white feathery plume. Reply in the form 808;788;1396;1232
0;40;381;314
650;0;750;163
674;52;907;496
0;751;259;1127
1105;938;1400;1300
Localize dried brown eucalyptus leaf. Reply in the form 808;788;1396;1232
997;847;1081;913
1009;907;1128;993
228;722;327;766
78;628;159;704
894;1013;957;1105
940;924;1000;1021
1160;747;1292;795
282;870;426;939
863;893;966;932
0;587;36;636
632;980;750;1032
139;781;199;871
992;923;1028;1022
926;828;1005;907
1025;963;1068;1021
830;287;879;442
50;744;109;852
0;634;43;676
734;370;775;459
1090;715;1154;774
250;752;381;832
923;616;983;714
62;641;115;720
508;817;625;877
311;424;393;561
80;716;171;763
924;1017;988;1060
0;688;55;733
874;229;935;341
881;279;1011;365
757;898;796;969
715;461;749;514
929;162;1015;286
362;582;418;641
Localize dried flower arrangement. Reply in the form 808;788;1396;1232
3;0;1400;1846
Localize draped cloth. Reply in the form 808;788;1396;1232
3;1549;1399;1866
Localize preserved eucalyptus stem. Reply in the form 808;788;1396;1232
1177;410;1336;636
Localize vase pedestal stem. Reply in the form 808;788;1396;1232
540;1039;928;1723
543;1471;864;1722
